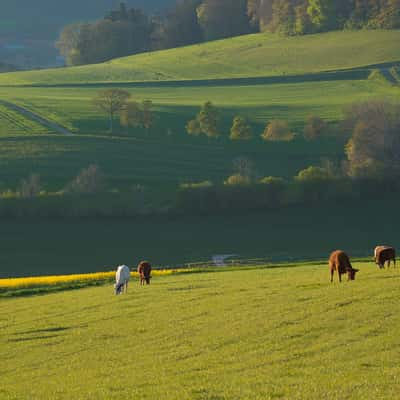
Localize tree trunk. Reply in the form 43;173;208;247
109;112;114;135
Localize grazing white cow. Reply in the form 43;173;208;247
115;265;130;295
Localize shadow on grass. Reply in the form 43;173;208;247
0;280;111;299
8;334;63;342
18;326;71;335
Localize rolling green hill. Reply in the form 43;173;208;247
2;262;400;399
0;30;399;86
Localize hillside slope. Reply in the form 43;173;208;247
1;30;399;86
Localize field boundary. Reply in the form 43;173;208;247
0;100;73;135
3;63;400;89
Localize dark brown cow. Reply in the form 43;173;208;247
374;246;396;269
137;261;152;285
329;250;359;282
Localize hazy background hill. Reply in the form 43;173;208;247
0;0;173;67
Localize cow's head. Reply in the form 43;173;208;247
347;268;359;280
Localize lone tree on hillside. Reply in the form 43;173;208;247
187;101;220;141
230;116;253;140
93;89;131;134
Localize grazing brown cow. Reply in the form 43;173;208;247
329;250;359;282
137;261;152;285
374;246;396;269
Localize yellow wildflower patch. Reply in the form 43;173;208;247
0;269;193;290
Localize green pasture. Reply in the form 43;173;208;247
1;198;400;278
0;133;344;191
0;30;399;85
1;262;400;399
1;74;398;137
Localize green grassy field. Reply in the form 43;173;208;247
1;262;399;399
1;74;398;136
1;198;399;278
0;134;345;191
0;31;398;195
0;30;399;85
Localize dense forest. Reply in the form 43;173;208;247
58;0;400;66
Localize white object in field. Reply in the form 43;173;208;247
115;265;130;294
212;255;237;267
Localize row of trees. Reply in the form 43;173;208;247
187;101;328;141
92;89;154;135
58;0;400;66
92;89;330;141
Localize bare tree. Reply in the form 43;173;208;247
19;174;42;198
65;164;104;194
93;89;131;134
233;156;257;180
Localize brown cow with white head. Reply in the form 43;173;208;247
374;246;396;269
329;250;359;282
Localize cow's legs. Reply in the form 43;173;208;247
338;272;342;283
330;270;334;282
125;281;128;294
393;258;396;268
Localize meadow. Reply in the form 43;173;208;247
0;30;399;85
1;261;399;399
0;74;398;191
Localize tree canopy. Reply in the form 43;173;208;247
58;0;400;66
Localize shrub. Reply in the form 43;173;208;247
180;181;213;189
261;120;295;142
294;166;333;182
259;176;285;185
224;174;251;186
230;116;253;140
186;119;202;136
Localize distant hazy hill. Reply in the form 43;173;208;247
1;0;172;40
0;0;173;67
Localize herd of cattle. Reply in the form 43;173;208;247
329;246;396;282
114;246;396;293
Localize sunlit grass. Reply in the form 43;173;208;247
1;261;400;399
0;30;399;85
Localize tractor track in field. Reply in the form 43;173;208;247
0;100;73;136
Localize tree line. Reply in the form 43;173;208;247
57;0;400;66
